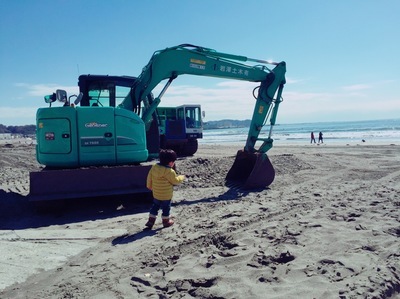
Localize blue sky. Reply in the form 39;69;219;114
1;0;399;126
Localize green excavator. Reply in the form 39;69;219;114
30;44;286;201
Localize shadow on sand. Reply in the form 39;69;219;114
110;186;269;246
0;190;152;230
1;183;269;232
111;227;162;246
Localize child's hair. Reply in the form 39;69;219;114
159;149;177;166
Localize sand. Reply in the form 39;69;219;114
0;140;399;298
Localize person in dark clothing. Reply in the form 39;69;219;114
318;132;323;143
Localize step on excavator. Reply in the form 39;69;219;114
30;44;286;201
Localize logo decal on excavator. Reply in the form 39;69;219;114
190;58;206;70
190;58;206;65
85;122;108;128
258;105;264;114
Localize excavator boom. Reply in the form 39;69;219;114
120;44;286;188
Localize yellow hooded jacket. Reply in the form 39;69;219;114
146;164;184;200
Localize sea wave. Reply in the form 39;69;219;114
200;118;400;145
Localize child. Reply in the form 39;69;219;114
145;149;185;228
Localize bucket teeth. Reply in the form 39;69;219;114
226;150;275;189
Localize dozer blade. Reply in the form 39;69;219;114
29;165;152;201
226;150;275;189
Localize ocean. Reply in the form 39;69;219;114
200;118;400;145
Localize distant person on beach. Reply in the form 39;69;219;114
318;132;323;143
311;132;316;143
145;149;185;229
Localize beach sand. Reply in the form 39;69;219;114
0;141;399;298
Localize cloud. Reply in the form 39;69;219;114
280;87;400;123
161;81;400;123
15;83;79;97
3;80;398;126
0;107;38;125
284;77;304;84
158;81;261;120
342;84;371;91
1;83;80;125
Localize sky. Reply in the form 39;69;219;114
0;0;399;126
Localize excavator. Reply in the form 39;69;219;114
29;44;286;201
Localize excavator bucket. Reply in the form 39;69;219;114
226;150;275;189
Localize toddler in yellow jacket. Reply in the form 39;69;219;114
145;149;185;228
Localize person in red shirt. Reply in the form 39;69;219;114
311;132;316;143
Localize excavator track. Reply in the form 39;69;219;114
29;165;151;201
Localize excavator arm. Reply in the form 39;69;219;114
119;44;286;156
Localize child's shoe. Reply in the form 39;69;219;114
145;216;156;228
162;216;174;227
